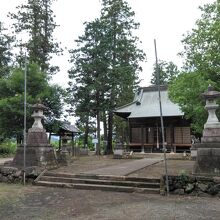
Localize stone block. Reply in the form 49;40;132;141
173;188;185;195
27;131;48;146
185;183;195;193
193;148;220;175
213;177;220;183
202;137;220;143
203;128;220;137
197;183;209;192
1;166;18;175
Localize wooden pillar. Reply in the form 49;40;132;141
128;128;131;152
128;118;131;151
141;125;144;153
59;135;61;151
171;126;176;153
72;133;75;156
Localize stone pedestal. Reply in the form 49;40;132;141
12;102;58;169
12;128;58;169
192;143;220;176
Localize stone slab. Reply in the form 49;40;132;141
201;137;220;143
192;143;220;149
82;158;163;176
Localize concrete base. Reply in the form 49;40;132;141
12;144;58;169
193;147;220;176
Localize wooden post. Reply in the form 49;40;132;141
141;125;144;153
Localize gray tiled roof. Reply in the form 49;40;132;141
115;86;183;118
60;122;81;133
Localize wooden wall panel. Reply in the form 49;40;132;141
147;127;154;144
166;127;171;144
174;127;191;144
131;127;141;142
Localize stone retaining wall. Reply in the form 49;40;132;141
161;174;220;197
0;165;41;184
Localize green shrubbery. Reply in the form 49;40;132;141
50;140;59;150
0;139;17;157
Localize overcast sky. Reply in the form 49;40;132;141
0;0;215;87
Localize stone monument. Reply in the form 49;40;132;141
192;85;220;176
12;101;57;169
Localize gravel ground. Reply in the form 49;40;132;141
0;154;219;220
0;183;219;220
130;159;194;178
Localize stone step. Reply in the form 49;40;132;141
45;171;160;183
35;181;160;194
39;176;160;188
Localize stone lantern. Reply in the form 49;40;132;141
27;102;48;146
56;134;71;166
192;85;220;176
12;100;58;169
31;103;47;130
203;85;220;125
61;134;70;153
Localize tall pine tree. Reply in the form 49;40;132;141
9;0;62;75
99;0;145;153
0;21;14;78
68;0;145;154
150;60;179;85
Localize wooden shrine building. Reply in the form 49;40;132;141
49;121;81;150
114;85;192;153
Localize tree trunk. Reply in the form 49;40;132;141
96;110;101;155
106;110;113;154
48;132;51;144
103;111;108;141
84;120;89;148
103;111;108;154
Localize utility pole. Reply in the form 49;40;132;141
154;39;169;195
23;53;27;185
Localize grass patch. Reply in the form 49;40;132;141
0;183;24;206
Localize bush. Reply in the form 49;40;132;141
176;170;190;189
0;139;17;156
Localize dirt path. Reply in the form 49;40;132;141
0;157;13;165
0;183;219;220
0;155;218;220
50;155;194;178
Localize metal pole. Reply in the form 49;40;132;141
23;53;27;185
154;39;169;195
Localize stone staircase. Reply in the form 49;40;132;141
34;171;161;194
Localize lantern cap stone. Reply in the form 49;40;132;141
32;99;48;110
202;84;220;99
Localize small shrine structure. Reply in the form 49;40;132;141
114;85;192;153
